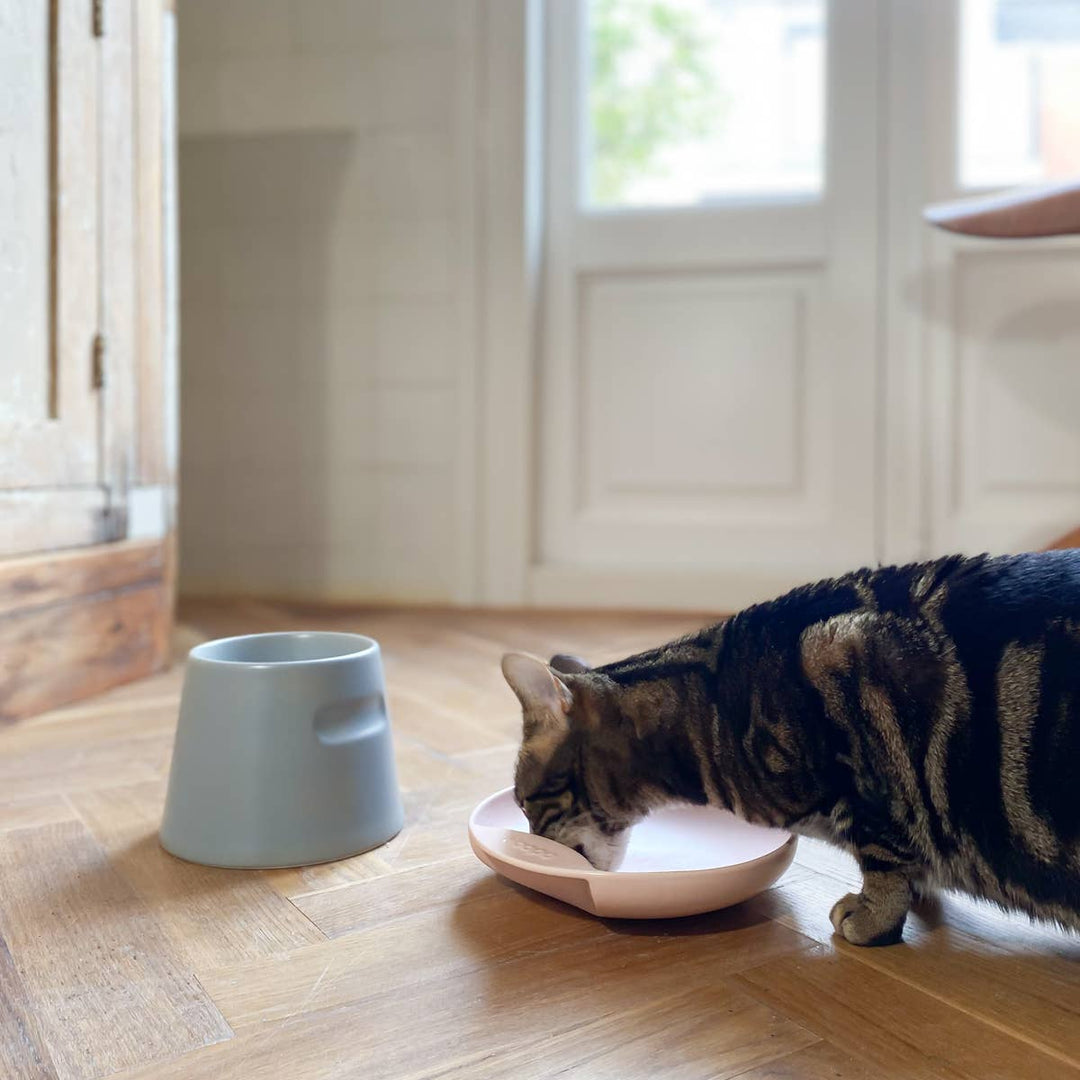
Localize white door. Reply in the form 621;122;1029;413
535;0;882;608
889;0;1080;558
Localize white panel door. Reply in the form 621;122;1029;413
536;0;881;605
905;0;1080;556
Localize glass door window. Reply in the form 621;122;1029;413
584;0;826;208
961;0;1080;188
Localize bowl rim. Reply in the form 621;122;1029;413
468;786;796;883
188;630;379;668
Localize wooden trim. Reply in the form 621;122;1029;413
0;539;165;618
100;0;138;504
0;539;170;721
476;0;543;605
161;5;179;486
879;0;931;565
163;527;178;659
135;0;165;484
451;0;480;604
47;0;59;418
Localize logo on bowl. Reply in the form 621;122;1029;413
503;835;556;861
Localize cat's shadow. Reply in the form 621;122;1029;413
450;870;1080;1008
448;875;801;1025
452;874;783;941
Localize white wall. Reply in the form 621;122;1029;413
177;0;475;601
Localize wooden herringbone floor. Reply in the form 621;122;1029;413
0;600;1077;1079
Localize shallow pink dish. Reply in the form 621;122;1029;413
468;787;797;920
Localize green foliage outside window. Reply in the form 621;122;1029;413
588;0;726;205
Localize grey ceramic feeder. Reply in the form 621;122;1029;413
160;631;404;869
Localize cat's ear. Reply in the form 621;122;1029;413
549;653;591;674
501;652;573;721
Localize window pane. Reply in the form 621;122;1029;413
961;0;1080;189
585;0;825;210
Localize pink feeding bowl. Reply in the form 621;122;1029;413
468;787;797;919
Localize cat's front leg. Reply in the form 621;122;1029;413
829;863;917;946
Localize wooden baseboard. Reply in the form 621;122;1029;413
0;539;172;722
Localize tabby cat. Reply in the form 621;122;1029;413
502;551;1080;946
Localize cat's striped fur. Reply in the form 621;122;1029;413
502;551;1080;945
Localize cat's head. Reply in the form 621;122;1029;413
501;652;639;870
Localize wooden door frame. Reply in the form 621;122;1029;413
475;0;544;606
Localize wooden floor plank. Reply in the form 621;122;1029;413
382;812;472;871
401;744;518;826
198;877;604;1028
418;983;819;1080
392;736;476;794
0;935;59;1080
293;855;503;938
0;794;78;834
19;682;183;727
0;602;1073;1080
730;1040;893;1080
0;707;173;799
0;819;231;1080
203;874;809;1033
736;948;1079;1080
388;689;505;756
69;781;326;967
768;864;1080;1065
117;907;813;1080
260;846;394;901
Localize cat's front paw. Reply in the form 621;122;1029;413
829;891;906;947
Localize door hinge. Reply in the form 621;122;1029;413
92;0;104;38
91;333;106;389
